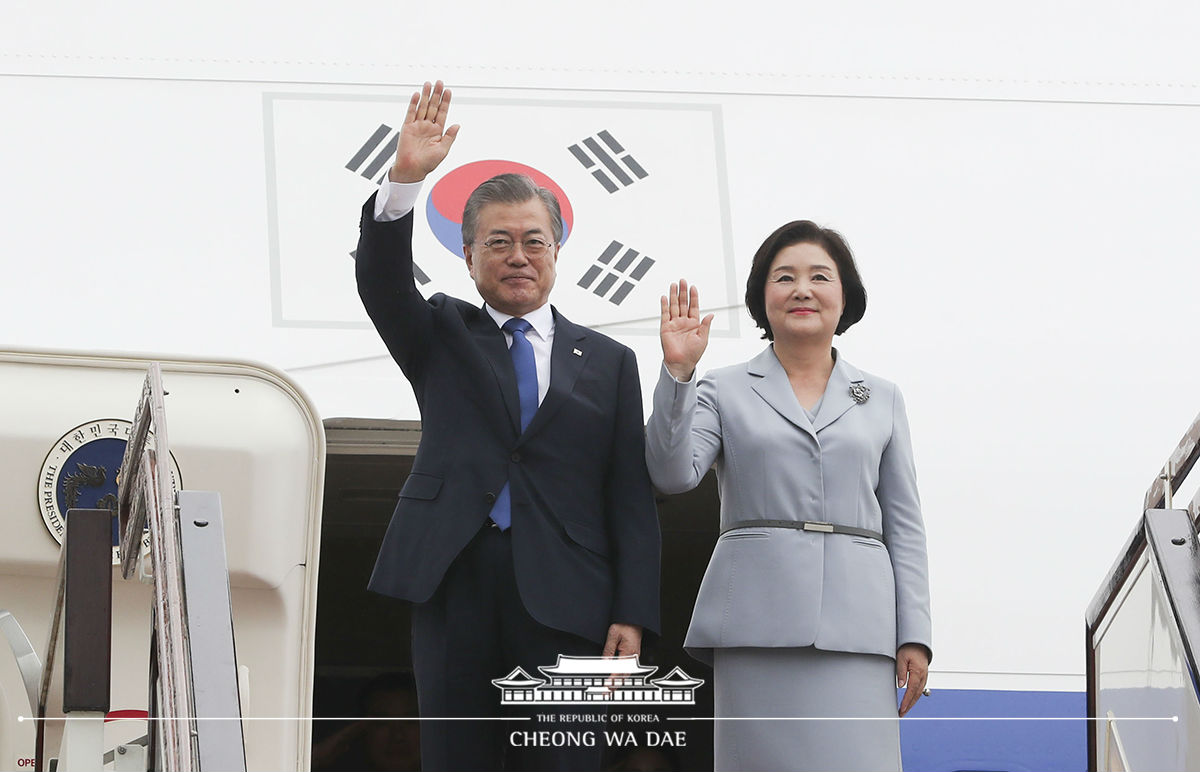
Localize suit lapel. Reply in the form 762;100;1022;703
748;347;869;438
520;308;588;441
811;351;868;434
468;308;521;434
748;347;816;439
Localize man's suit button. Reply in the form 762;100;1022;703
484;492;496;504
511;452;521;463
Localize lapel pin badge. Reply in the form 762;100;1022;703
572;348;582;357
849;382;870;404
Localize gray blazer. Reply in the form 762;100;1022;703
646;346;932;665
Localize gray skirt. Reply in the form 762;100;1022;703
713;647;901;772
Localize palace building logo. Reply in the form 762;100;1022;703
492;655;704;705
37;419;183;564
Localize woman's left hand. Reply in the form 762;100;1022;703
896;643;930;717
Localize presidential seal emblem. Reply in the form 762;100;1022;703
38;419;183;565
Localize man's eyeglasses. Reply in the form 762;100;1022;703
477;237;555;259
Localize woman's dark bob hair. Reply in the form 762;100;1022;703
744;220;867;340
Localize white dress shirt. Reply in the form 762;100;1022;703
373;181;554;405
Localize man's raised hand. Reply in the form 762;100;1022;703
389;80;461;184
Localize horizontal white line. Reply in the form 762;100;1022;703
931;669;1083;677
19;715;1179;723
670;716;1179;722
18;716;531;723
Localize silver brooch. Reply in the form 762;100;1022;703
849;382;870;404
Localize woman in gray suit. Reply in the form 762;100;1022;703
645;221;932;772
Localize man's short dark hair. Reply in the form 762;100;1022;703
744;220;867;340
461;173;564;245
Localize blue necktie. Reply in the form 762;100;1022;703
489;318;538;529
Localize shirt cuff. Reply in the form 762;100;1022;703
662;362;698;385
374;179;424;222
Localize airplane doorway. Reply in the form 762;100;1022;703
312;418;720;771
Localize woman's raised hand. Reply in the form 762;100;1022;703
660;279;714;382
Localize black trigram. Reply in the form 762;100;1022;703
349;249;430;285
568;130;648;193
346;124;399;183
577;241;655;305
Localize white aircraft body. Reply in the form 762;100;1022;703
2;3;1200;769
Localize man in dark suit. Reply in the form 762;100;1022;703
355;80;661;771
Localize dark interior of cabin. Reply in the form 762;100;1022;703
311;419;720;772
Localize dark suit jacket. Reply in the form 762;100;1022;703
355;200;660;643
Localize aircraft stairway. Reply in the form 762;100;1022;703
0;364;246;771
1088;415;1200;771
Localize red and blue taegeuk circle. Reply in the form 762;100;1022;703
426;160;573;258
